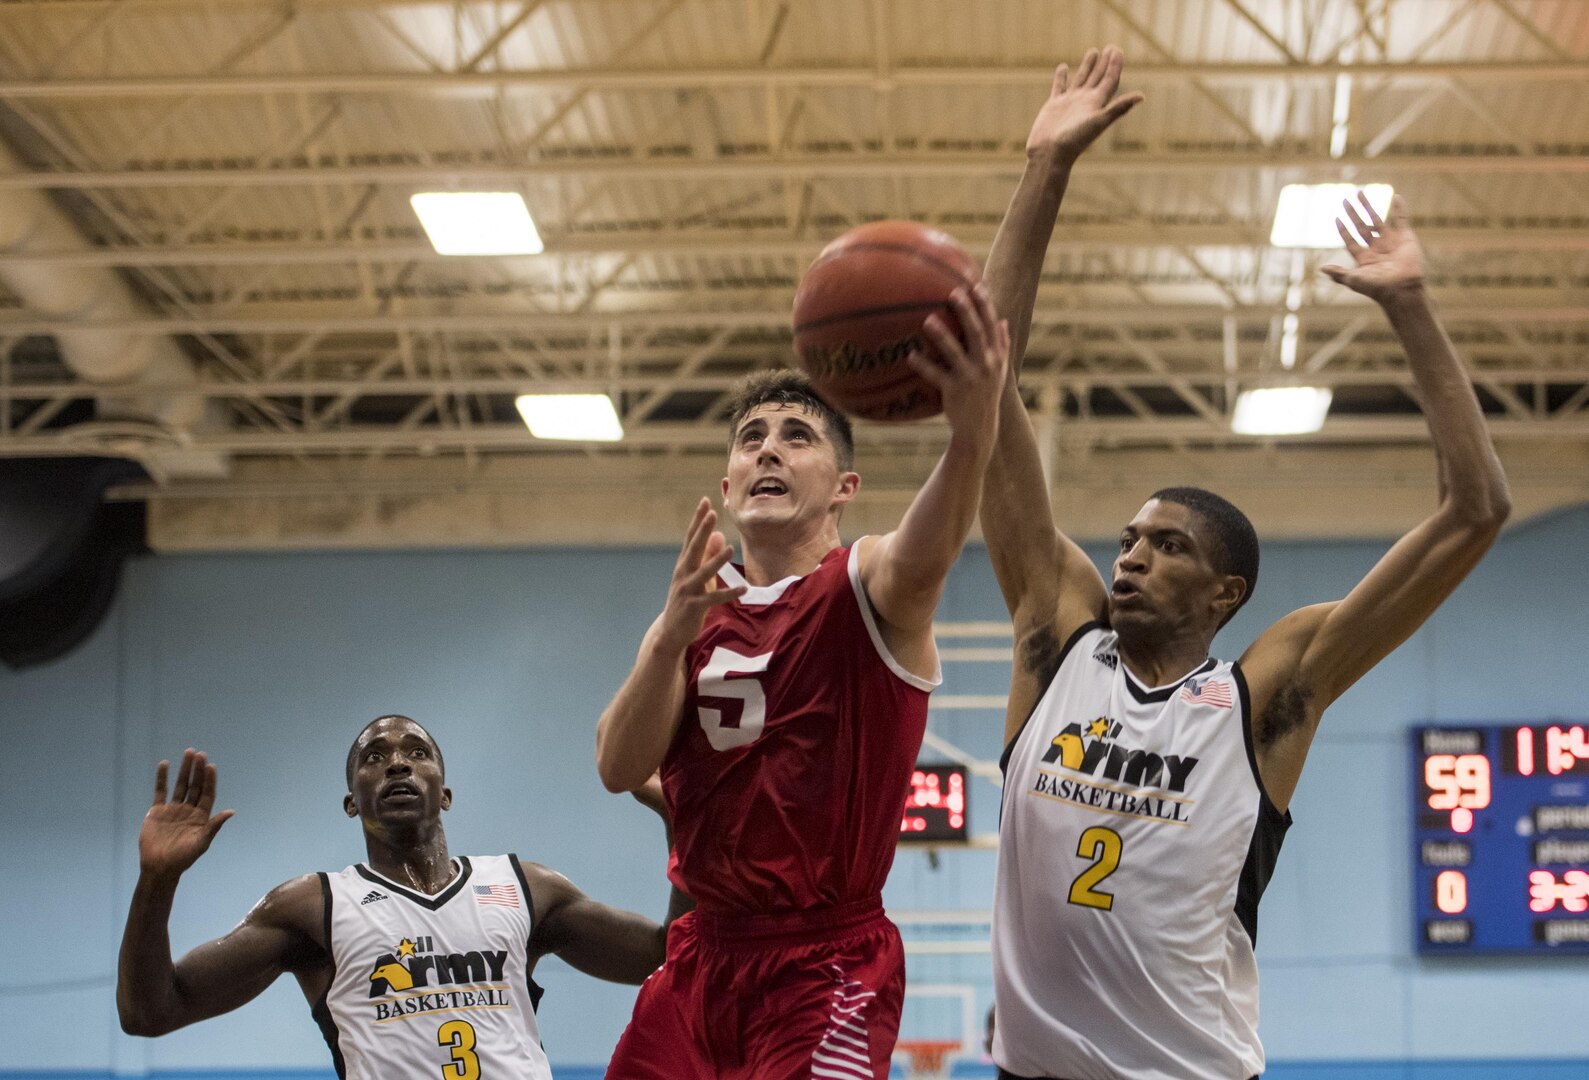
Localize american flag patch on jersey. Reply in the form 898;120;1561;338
473;884;519;908
1179;677;1233;708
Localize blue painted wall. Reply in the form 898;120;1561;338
3;505;1587;1077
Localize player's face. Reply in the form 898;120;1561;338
1109;499;1229;638
345;717;450;830
722;403;856;531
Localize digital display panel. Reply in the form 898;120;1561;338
899;764;968;843
1412;725;1589;953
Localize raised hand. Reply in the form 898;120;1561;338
139;749;234;880
914;283;1010;440
654;498;747;655
1320;193;1426;303
1025;45;1144;164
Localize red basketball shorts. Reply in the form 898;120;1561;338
605;898;904;1080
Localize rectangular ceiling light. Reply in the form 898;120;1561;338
411;192;544;255
515;393;624;442
1231;387;1333;435
1270;183;1393;248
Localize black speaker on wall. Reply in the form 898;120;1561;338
0;457;147;669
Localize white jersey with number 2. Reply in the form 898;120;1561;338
317;854;552;1080
992;623;1290;1080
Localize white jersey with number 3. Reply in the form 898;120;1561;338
317;854;552;1080
991;623;1290;1080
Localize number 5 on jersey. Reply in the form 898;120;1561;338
696;646;773;750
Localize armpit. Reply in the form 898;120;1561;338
1019;620;1065;690
1257;679;1315;748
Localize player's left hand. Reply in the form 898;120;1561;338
1025;45;1144;165
913;283;1009;439
1320;193;1426;303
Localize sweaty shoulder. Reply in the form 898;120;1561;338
253;874;331;958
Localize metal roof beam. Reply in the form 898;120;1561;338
6;150;1589;192
2;60;1587;100
6;222;1588;267
1;303;1583;337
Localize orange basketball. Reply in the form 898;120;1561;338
791;221;982;422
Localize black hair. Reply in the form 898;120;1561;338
346;715;444;788
723;370;856;473
1150;486;1260;628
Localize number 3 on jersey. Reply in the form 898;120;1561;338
696;646;773;750
437;1019;480;1079
1068;826;1124;911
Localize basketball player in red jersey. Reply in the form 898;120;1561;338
595;290;1010;1077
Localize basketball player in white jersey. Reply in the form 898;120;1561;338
976;48;1511;1079
118;715;685;1079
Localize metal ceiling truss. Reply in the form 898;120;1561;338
0;0;1587;486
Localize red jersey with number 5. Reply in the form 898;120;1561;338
661;541;938;915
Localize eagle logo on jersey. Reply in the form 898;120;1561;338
1040;718;1199;793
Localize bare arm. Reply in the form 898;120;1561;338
858;285;1008;644
117;752;324;1036
1242;195;1512;808
978;48;1141;740
595;499;744;792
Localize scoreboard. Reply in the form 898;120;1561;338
900;763;968;843
1412;724;1589;954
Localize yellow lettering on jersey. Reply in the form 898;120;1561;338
1067;826;1123;911
437;1018;481;1080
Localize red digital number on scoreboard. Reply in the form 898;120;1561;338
900;765;968;841
1423;753;1490;833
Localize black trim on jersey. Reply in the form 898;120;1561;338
355;856;473;910
311;872;347;1080
1231;663;1293;946
1120;656;1217;705
508;854;547;1016
999;620;1104;777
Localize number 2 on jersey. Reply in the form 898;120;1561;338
1068;826;1123;911
437;1019;480;1080
696;646;773;750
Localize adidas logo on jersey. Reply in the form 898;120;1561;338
360;891;389;906
1091;649;1118;670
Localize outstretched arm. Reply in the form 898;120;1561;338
1242;194;1512;808
979;48;1141;740
595;499;745;793
857;285;1008;652
118;751;323;1036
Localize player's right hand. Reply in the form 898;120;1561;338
1025;45;1143;165
655;498;747;655
139;749;234;880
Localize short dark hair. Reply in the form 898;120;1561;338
1150;486;1259;627
346;715;444;788
723;370;855;473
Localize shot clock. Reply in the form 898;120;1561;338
899;763;968;843
1412;725;1589;953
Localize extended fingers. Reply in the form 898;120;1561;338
1336;210;1365;254
171;748;195;803
952;287;991;361
1106;91;1145;121
153;760;169;806
198;758;219;814
1074;47;1099;87
1099;44;1125;95
1050;62;1068;96
1388;193;1411;233
1342;197;1375;245
676;498;715;569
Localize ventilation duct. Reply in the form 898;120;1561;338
0;131;226;480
